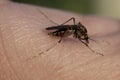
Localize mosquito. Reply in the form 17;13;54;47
35;8;104;56
46;17;89;44
46;17;104;56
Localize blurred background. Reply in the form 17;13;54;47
13;0;120;19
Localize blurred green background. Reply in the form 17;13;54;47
12;0;94;14
13;0;120;19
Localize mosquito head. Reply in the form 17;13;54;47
78;22;87;32
75;22;89;43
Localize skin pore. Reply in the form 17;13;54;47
0;0;120;80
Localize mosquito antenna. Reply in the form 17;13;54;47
37;8;58;25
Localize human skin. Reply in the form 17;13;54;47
0;0;120;80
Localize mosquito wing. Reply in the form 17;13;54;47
46;25;69;30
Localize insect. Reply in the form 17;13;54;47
46;17;104;56
36;9;104;56
46;17;89;45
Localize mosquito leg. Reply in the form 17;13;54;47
80;38;89;43
79;39;88;46
37;8;59;25
58;37;63;43
61;17;76;25
79;38;104;56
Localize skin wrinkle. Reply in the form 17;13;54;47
0;27;21;80
48;43;103;79
53;49;102;74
